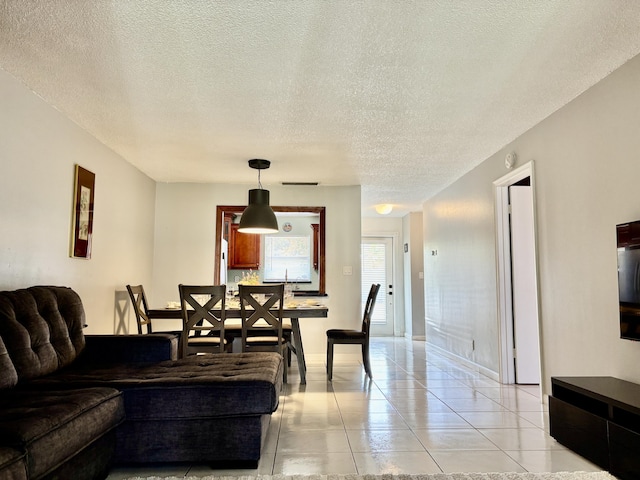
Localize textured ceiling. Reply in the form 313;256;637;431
2;1;640;217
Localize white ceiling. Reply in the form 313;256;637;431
2;1;640;217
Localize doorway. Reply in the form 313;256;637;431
494;161;542;385
361;236;394;336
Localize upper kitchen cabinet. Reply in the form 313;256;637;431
617;222;640;248
229;223;260;269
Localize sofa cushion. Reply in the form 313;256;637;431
0;447;27;480
0;387;124;479
0;286;85;381
29;352;283;418
0;336;18;389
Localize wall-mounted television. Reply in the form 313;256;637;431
617;220;640;340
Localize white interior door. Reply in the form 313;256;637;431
362;237;394;336
510;185;541;384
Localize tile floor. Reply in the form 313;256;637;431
107;337;601;479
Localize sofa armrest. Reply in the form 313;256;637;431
82;334;179;364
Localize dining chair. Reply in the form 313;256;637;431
178;284;229;356
238;283;290;382
326;283;381;381
126;284;153;334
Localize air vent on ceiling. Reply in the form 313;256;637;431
281;182;319;186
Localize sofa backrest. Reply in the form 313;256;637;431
0;286;86;382
0;335;18;389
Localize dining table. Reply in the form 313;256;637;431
147;303;328;384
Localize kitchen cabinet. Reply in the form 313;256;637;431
311;223;320;271
617;222;640;248
229;223;260;269
222;213;233;241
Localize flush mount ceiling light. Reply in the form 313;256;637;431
238;159;279;234
375;204;393;215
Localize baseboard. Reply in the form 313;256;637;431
427;342;499;382
302;353;361;366
403;333;426;341
304;353;329;365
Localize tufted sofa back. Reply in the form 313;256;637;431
0;286;86;385
0;335;18;389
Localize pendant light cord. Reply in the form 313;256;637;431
248;158;270;190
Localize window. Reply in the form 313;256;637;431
263;236;311;282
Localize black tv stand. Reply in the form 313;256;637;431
550;376;640;480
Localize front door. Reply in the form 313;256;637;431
361;237;394;336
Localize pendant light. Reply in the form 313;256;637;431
238;159;279;234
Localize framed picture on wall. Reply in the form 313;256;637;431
70;165;95;259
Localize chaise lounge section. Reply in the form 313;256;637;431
0;286;283;479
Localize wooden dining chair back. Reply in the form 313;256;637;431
178;284;228;356
326;283;381;381
238;283;289;381
126;284;153;334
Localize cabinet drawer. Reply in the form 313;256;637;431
609;422;640;480
549;396;609;469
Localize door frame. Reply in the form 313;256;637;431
493;160;543;385
362;233;398;336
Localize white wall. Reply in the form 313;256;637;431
0;68;157;334
423;162;501;371
151;183;362;355
423;53;640;393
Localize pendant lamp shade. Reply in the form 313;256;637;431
238;159;278;234
238;189;278;234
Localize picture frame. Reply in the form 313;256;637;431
70;165;95;259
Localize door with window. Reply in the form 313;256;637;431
361;237;394;336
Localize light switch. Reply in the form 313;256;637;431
418;272;424;279
342;266;353;275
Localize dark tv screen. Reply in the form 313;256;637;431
617;220;640;340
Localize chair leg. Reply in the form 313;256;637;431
362;343;372;379
283;351;288;383
327;339;334;380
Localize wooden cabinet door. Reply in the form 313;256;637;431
223;213;234;241
617;222;640;248
229;224;260;269
311;224;319;271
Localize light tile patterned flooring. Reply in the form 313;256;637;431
107;337;601;478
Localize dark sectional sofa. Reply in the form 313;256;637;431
0;286;283;479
